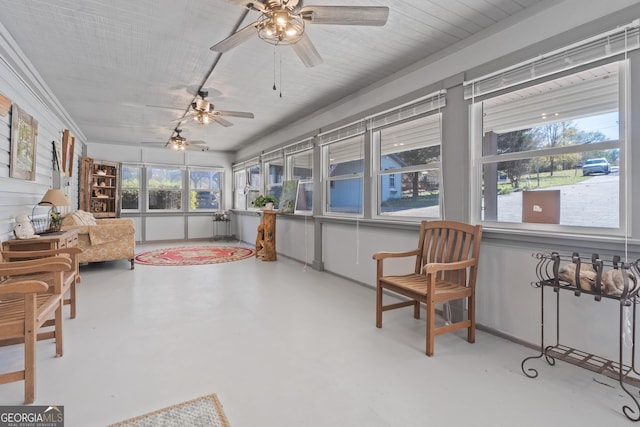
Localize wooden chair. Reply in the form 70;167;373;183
1;247;81;319
0;256;71;403
373;220;483;356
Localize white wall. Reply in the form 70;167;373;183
274;215;314;265
0;23;84;242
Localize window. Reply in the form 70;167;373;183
324;134;364;215
374;113;442;218
471;61;625;230
287;148;313;212
264;151;284;209
233;168;247;210
232;160;261;210
232;161;261;211
147;166;183;211
189;168;222;211
121;164;141;211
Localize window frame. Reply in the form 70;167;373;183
264;152;284;209
187;166;223;212
120;163;142;213
372;111;443;221
285;147;314;214
146;165;185;212
469;60;629;235
322;134;365;217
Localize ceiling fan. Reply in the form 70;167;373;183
210;0;389;68
168;129;208;151
147;91;255;127
141;129;208;151
186;90;255;127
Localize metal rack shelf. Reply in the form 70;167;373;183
521;252;640;422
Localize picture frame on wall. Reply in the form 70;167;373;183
10;104;38;181
279;180;299;213
62;129;75;177
53;140;63;171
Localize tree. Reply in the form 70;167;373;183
533;122;572;176
394;146;440;198
496;130;535;189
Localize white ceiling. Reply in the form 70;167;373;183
0;0;546;152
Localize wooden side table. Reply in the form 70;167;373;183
2;229;80;257
256;210;277;261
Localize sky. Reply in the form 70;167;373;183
572;112;619;140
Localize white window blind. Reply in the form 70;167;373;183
483;62;620;134
284;138;314;155
380;113;442;156
232;157;260;172
464;19;639;100
371;91;446;129
318;122;366;146
262;149;283;162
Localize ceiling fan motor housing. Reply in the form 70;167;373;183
192;98;211;112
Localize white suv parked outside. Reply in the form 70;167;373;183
582;158;610;176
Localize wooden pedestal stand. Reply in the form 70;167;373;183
256;210;277;261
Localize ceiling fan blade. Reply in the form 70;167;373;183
291;32;323;68
213;116;234;127
186;140;207;145
210;22;259;53
300;6;389;26
146;104;184;111
214;110;255;119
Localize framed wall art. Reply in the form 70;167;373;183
62;129;75;177
279;180;299;213
52;140;63;171
10;104;38;181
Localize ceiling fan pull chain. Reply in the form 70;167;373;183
279;49;283;98
273;45;278;92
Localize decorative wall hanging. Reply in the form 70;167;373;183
10;104;38;181
279;180;299;213
52;140;63;171
0;92;10;116
62;129;75;177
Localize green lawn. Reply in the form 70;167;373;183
498;169;589;194
381;193;439;210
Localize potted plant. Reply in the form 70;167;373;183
254;194;278;210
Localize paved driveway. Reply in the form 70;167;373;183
494;173;619;227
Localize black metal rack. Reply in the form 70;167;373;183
521;252;640;421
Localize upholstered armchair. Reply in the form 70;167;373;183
61;210;135;269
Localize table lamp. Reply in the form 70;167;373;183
34;189;70;232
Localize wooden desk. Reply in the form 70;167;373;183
2;229;80;257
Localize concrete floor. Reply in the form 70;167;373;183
0;242;636;426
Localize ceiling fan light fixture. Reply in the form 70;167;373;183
257;12;304;45
274;10;289;26
285;22;302;37
194;112;211;124
265;24;276;37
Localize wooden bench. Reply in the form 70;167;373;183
373;220;483;356
0;256;71;403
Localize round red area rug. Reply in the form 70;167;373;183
134;246;255;266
